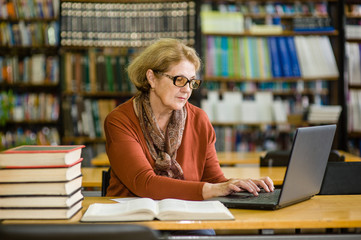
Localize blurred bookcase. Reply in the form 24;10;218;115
58;0;197;165
198;0;345;152
344;0;361;156
0;0;61;150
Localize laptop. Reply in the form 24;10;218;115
211;124;336;210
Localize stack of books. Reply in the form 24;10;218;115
307;105;342;124
0;145;85;220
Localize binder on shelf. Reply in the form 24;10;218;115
268;37;282;78
276;37;292;77
285;37;301;77
220;36;229;77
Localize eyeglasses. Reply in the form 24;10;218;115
155;72;202;90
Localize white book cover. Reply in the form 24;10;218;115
318;36;339;77
240;100;258;123
255;92;273;123
346;43;361;85
273;100;288;123
294;36;312;78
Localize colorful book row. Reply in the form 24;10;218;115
0;0;59;19
204;35;339;79
202;1;329;16
204;81;329;94
62;49;135;93
1;91;59;122
62;97;116;139
0;126;60;151
214;126;293;152
60;1;195;47
0;21;59;46
0;54;59;84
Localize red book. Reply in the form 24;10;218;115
0;145;85;168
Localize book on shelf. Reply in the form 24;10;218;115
8;93;59;122
200;10;244;34
0;159;82;183
0;21;59;47
0;55;59;85
0;0;59;19
60;1;195;47
0;199;82;220
346;43;361;85
249;25;282;34
63;97;116;138
307;105;342;124
293;17;335;32
0;189;83;208
81;198;234;222
204;35;338;79
0;145;85;167
0;175;82;196
348;90;361;132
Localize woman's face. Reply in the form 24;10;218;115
149;60;196;112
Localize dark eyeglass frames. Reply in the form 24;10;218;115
155;72;202;90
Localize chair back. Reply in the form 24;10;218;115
319;162;361;195
101;167;111;197
260;149;344;167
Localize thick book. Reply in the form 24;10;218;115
0;176;82;196
0;189;83;208
0;145;85;167
81;198;234;222
0;159;82;183
0;199;83;220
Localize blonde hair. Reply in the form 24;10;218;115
127;38;201;93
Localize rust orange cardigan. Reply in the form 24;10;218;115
104;98;227;200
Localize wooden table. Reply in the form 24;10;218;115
3;195;361;232
90;150;360;167
81;166;286;188
90;152;266;166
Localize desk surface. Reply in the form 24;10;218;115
91;152;265;166
81;166;286;188
91;151;360;166
3;195;361;231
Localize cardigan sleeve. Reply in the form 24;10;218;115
197;109;229;183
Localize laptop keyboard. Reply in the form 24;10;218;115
226;189;281;204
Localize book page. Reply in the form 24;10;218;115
81;198;157;222
157;199;234;221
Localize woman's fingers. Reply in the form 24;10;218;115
257;177;275;192
229;177;275;196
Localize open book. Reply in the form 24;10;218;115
81;198;234;222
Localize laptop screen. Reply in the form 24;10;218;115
278;125;336;207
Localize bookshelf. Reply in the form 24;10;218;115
59;0;197;165
0;0;61;150
199;0;344;152
344;1;361;156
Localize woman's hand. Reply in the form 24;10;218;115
202;177;274;200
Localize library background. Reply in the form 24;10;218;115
1;0;361;165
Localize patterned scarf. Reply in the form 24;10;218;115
135;93;186;179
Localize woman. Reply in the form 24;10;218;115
104;38;274;202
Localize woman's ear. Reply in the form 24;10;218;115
146;69;156;89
